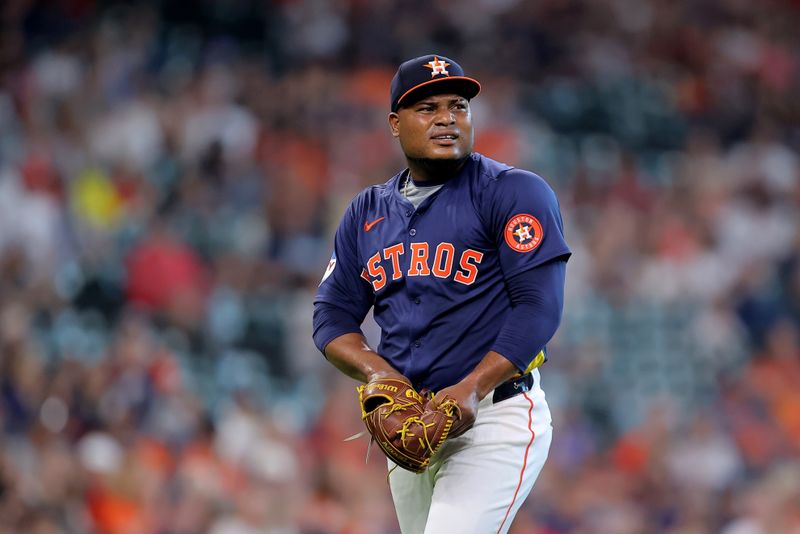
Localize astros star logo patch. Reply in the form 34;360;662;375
424;57;450;77
504;213;544;253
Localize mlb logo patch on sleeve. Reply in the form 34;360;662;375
319;253;337;285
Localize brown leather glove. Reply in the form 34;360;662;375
358;377;461;473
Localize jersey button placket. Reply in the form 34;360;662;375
404;212;422;361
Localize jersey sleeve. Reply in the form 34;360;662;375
484;169;571;278
314;199;374;321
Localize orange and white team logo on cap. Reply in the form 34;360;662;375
424;57;450;77
504;214;543;253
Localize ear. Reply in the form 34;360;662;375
388;112;400;137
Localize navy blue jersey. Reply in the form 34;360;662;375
315;153;571;391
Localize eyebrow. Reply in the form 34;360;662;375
415;97;468;106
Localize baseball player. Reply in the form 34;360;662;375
313;54;570;534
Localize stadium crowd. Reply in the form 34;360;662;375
1;0;800;532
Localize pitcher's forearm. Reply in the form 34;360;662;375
458;351;519;401
324;332;403;383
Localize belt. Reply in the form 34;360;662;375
492;373;533;404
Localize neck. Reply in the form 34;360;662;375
406;155;469;184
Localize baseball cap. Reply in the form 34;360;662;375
390;54;481;112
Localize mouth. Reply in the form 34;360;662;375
430;132;459;146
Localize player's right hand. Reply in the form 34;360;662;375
424;379;477;439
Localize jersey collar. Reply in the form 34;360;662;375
388;153;478;205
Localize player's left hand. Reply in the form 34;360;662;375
424;380;480;439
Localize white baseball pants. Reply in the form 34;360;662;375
388;369;553;534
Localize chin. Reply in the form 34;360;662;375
426;152;462;161
425;146;468;160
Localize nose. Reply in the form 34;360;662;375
434;108;455;126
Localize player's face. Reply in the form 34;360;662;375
389;94;474;162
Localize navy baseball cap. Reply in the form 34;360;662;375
390;54;481;112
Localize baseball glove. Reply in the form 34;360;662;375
357;377;461;473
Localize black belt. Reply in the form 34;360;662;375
492;373;533;404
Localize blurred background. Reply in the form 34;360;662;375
1;0;799;532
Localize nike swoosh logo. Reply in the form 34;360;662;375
363;216;385;232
